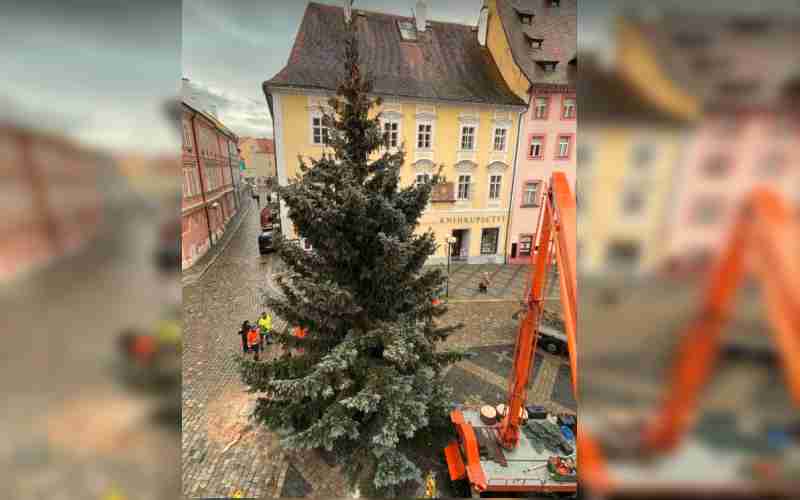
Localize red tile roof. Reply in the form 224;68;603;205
265;2;525;107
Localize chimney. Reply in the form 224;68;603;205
343;0;353;24
415;0;427;32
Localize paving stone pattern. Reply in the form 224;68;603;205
182;207;288;499
182;207;574;498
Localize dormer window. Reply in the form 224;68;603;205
514;7;535;25
549;0;561;7
537;61;558;72
398;20;417;41
525;35;543;49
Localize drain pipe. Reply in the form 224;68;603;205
503;108;525;264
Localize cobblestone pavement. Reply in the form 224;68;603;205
183;205;572;498
2;209;180;500
182;205;289;499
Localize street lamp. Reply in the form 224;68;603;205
445;236;456;298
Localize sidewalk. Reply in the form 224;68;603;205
430;262;531;302
181;196;253;287
267;258;535;303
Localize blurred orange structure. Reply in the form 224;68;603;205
445;171;577;495
580;186;800;497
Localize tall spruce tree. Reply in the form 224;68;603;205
239;22;464;492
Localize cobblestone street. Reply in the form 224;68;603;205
182;204;287;499
182;205;573;498
2;208;180;500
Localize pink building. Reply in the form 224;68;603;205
624;13;800;270
667;110;800;269
181;101;240;269
498;0;576;264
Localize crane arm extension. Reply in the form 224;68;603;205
642;188;800;452
498;172;578;449
551;172;578;397
640;201;751;452
748;190;800;404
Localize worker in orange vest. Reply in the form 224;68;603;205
247;325;261;361
292;326;307;356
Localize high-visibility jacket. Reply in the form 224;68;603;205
247;328;260;347
258;315;272;332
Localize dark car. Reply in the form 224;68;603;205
258;230;274;255
539;324;569;356
155;218;181;273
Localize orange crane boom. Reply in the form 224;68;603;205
580;187;800;494
444;171;578;495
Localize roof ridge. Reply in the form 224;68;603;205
308;1;475;30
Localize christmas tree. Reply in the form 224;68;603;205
239;22;464;493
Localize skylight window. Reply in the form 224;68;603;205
514;8;535;25
398;20;417;41
537;61;558;72
525;35;544;49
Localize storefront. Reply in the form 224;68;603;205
417;211;508;265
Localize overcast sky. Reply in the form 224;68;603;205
2;0;796;154
0;0;180;155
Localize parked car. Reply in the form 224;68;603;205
258;230;274;255
539;324;569;356
155;218;181;273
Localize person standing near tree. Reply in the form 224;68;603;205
238;320;251;354
247;324;261;361
478;272;491;294
258;311;273;347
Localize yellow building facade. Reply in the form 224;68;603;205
579;63;692;276
269;90;525;264
265;2;527;264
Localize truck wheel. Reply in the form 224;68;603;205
543;339;559;354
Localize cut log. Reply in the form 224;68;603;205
495;404;527;421
480;405;497;425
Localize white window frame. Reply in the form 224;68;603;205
492;126;509;152
415;173;431;186
522;181;541;206
488;174;502;201
557;136;571;158
529;136;544;158
310;111;329;146
533;96;549;119
416;121;434;150
382;119;400;149
562;96;576;119
457;174;471;200
460;124;476;151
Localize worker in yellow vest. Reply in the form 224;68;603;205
258;311;273;347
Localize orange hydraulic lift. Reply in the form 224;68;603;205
444;171;578;496
579;187;800;497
